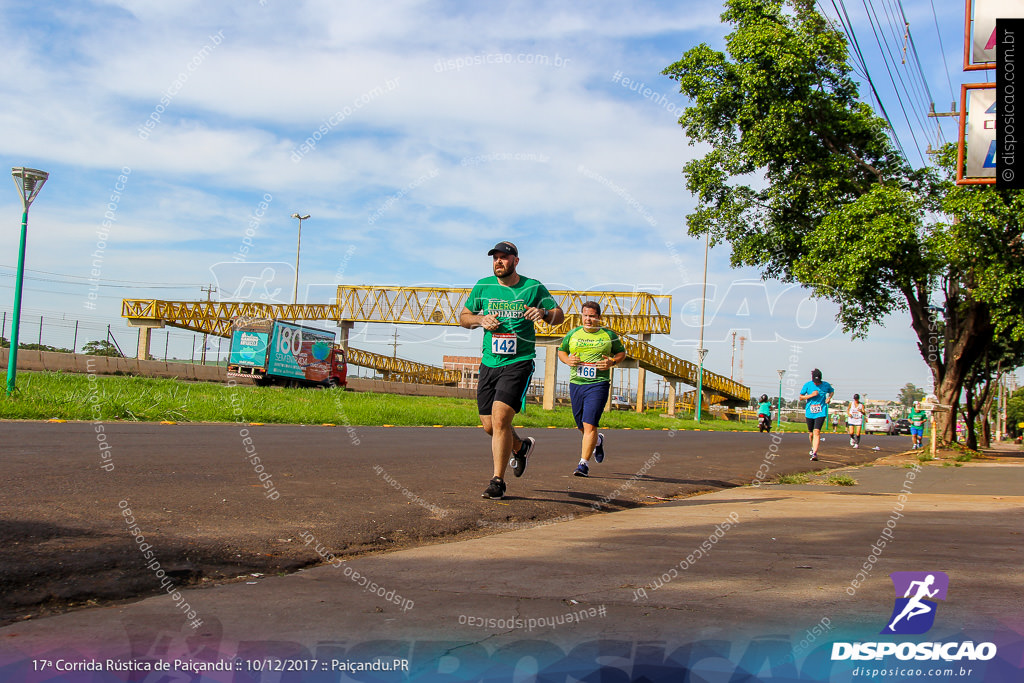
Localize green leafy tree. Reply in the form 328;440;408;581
1007;386;1024;439
897;383;925;408
663;0;1024;442
961;340;1024;448
17;343;73;353
82;339;122;357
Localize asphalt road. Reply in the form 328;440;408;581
0;420;907;624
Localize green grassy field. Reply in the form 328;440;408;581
1;371;812;431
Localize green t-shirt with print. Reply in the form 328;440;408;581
558;326;625;384
464;275;557;368
909;408;928;428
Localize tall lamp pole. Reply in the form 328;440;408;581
7;168;48;396
695;348;708;422
695;231;710;423
777;369;785;429
290;213;310;305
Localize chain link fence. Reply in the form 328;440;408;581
0;308;225;364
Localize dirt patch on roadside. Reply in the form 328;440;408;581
865;445;1002;467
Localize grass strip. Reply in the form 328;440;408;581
2;371;811;431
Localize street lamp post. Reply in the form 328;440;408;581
695;348;708;422
694;230;710;424
777;369;785;429
7;167;48;396
290;213;310;305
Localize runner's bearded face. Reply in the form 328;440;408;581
492;252;517;278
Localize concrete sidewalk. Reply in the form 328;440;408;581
1;449;1022;680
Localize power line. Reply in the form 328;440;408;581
927;0;957;105
891;0;947;146
858;0;928;166
828;0;913;163
0;265;205;289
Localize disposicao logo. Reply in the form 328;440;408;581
831;571;997;662
882;571;948;635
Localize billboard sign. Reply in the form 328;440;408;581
968;0;1024;68
965;86;997;179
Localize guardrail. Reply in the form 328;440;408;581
619;335;750;403
346;347;462;385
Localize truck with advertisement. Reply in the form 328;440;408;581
226;318;347;388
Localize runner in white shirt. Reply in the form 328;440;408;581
847;393;865;448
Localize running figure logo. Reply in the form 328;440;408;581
881;571;949;635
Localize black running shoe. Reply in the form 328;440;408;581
509;436;535;477
481;476;506;500
573;461;589;477
593;433;605;463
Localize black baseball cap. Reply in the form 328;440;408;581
487;241;519;257
811;368;822;381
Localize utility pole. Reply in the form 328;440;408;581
200;284;217;365
390;328;399;358
738;335;746;384
925;102;958;154
996;371;1005;442
730;331;736;379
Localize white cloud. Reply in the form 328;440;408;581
0;0;960;397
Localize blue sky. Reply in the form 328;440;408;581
0;0;997;401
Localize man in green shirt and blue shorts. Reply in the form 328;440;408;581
460;241;564;500
908;402;928;449
558;301;626;477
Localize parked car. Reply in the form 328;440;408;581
611;394;632;410
893;419;912;435
864;412;895;435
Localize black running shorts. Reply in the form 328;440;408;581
806;415;827;431
477;360;535;415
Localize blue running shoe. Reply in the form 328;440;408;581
593;433;605;463
573;461;589;477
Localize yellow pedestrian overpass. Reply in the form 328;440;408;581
121;285;749;408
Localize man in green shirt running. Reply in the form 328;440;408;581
908;402;928;450
460;241;564;500
558;301;626;477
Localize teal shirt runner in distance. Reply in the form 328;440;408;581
800;380;834;419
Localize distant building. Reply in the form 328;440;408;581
443;355;480;390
